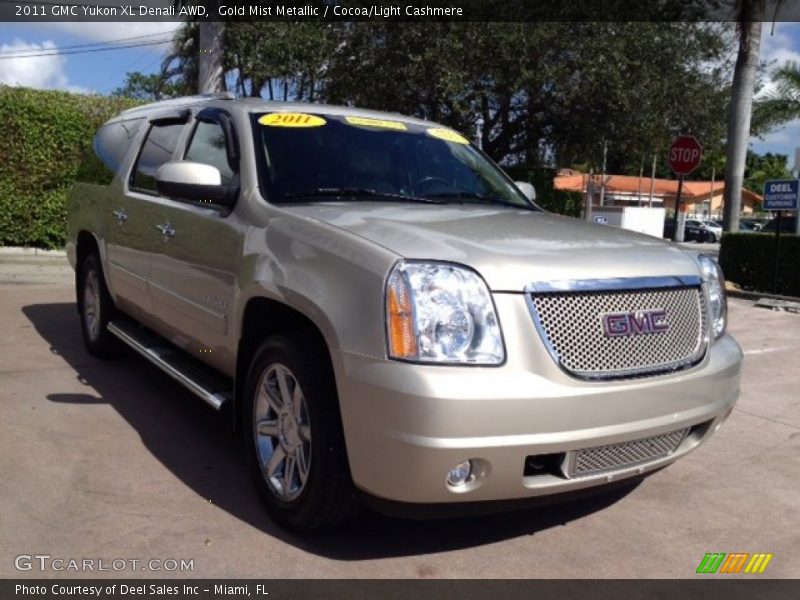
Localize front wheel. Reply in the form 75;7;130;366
243;335;358;531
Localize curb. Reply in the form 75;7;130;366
0;246;67;257
726;287;800;304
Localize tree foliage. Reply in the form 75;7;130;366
112;71;184;101
753;60;800;132
0;86;138;248
117;22;737;175
743;150;792;194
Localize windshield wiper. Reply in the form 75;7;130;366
422;191;536;210
283;187;445;204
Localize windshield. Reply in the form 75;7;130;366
252;112;536;209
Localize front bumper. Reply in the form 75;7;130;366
332;294;742;506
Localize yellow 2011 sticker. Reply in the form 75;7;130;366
426;128;470;145
258;113;326;127
344;116;407;131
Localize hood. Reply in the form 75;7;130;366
283;202;702;291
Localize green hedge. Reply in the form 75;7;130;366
719;232;800;297
0;86;138;249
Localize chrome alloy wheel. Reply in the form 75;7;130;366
253;363;312;501
83;268;101;342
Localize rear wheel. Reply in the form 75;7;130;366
243;335;358;531
707;232;717;244
77;253;119;358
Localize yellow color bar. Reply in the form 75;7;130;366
745;553;773;573
758;554;773;573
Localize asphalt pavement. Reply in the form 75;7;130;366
0;254;797;578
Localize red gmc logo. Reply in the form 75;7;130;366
602;309;669;337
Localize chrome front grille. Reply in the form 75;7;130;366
528;282;707;379
569;428;690;478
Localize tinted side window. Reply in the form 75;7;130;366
184;120;235;185
131;122;185;193
76;119;144;186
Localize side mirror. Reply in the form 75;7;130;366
515;181;536;202
156;161;237;208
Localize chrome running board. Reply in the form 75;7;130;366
107;320;230;411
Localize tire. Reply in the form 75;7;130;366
243;335;358;531
77;253;119;358
707;233;716;244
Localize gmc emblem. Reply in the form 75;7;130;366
602;309;669;337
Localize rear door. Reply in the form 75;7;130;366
107;113;189;318
148;109;242;375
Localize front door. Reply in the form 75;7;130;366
149;111;242;375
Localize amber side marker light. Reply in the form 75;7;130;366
386;272;418;359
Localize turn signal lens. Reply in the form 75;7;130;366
386;269;418;359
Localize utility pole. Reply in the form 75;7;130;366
198;22;224;94
599;139;608;207
637;155;644;206
648;153;656;208
709;167;716;219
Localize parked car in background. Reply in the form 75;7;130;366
739;218;764;231
737;220;760;233
686;219;722;243
762;215;799;234
664;219;712;243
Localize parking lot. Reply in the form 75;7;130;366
0;255;798;579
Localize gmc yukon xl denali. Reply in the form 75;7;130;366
66;94;742;531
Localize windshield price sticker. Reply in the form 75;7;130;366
426;128;470;145
344;116;408;130
258;113;326;128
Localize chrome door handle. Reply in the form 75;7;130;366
155;223;175;238
112;209;128;223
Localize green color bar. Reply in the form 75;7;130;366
697;552;726;574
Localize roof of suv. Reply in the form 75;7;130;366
113;93;437;129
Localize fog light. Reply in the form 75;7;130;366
446;460;473;487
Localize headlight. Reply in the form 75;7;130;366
385;261;504;364
698;254;727;339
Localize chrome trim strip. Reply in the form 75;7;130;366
107;322;228;410
525;275;702;294
108;259;147;282
149;279;228;335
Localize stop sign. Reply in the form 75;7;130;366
668;135;702;175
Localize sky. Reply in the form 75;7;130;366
2;21;800;167
0;22;179;94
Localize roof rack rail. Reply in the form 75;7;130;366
117;92;236;117
195;91;236;100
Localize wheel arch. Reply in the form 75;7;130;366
233;296;337;432
75;230;108;312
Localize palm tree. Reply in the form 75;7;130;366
159;23;199;96
755;61;800;130
722;0;766;233
171;0;223;94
